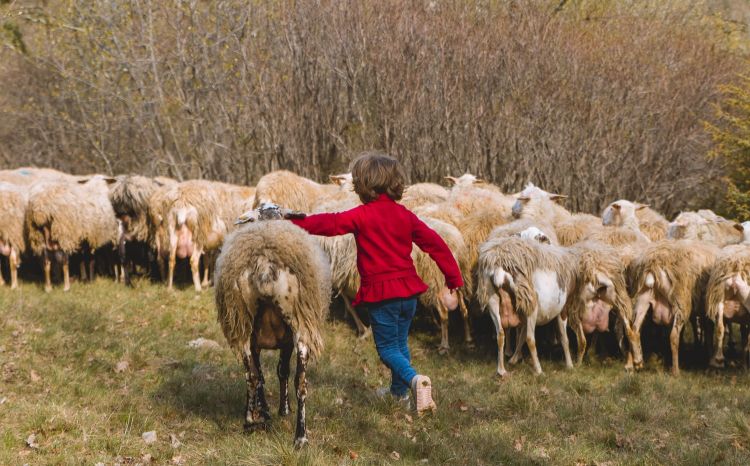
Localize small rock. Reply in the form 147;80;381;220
419;460;429;464
114;361;129;373
187;338;221;350
390;451;401;461
26;433;39;449
142;431;157;444
0;397;7;405
170;433;182;449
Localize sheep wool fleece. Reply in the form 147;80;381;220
291;193;464;306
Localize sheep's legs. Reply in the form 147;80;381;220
525;311;543;375
119;235;132;287
630;293;651;369
343;296;370;339
458;290;474;347
509;323;526;365
62;252;70;292
9;248;18;290
251;345;270;419
670;313;685;376
487;294;507;377
277;344;292;416
556;315;574;369
43;249;52;292
190;247;203;292
574;321;587;365
437;301;450;355
167;241;177;290
709;302;726;368
294;342;309;449
241;343;267;432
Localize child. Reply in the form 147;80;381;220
287;151;464;414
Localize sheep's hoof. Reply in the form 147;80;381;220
243;421;269;433
44;286;52;293
293;436;308;449
438;346;450;356
496;369;509;379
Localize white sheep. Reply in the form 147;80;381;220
668;210;743;247
0;182;28;289
216;203;331;448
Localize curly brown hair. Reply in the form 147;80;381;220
350;151;406;203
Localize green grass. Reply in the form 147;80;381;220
2;280;750;465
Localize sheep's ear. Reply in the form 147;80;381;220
635;203;649;211
516;195;530;201
104;177;117;185
474;177;487;184
329;174;345;185
550;194;568;203
444;176;458;186
154;180;164;187
77;178;89;184
734;223;745;232
611;203;621;211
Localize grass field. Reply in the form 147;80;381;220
2;279;750;465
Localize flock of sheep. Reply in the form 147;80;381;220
2;166;750;444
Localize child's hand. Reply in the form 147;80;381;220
284;211;307;220
439;287;459;311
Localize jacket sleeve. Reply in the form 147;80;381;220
290;207;360;236
410;213;464;289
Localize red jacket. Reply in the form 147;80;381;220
291;194;464;306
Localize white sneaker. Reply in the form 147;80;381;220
411;375;437;414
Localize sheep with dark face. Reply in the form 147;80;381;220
216;203;331;448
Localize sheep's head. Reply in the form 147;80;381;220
236;202;303;224
511;183;567;219
602;200;647;227
513;226;551;244
667;211;707;239
444;173;486;187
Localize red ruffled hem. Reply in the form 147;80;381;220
351;275;429;307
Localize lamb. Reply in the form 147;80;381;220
0;183;28;289
253;170;354;212
215;203;331;448
668;210;743;247
25;176;119;291
412;216;474;353
628;240;719;374
401;183;449;209
476;229;577;376
705;221;750;368
512;183;603;246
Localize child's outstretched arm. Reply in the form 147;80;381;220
289;207;360;237
410;213;464;289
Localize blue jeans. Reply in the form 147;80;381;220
368;297;418;397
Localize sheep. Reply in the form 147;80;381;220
108;175;167;286
486;219;559;245
252;170;354;213
512;183;604;246
401;183;449;209
446;176;513;218
215;203;331;448
636;207;669;241
0;182;28;289
476;230;577;376
0;167;80;185
25;176;119;291
566;241;635;366
668;210;743;247
628;240;719;374
705;221;750;368
412;216;474;353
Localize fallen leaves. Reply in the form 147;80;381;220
29;370;41;383
390;451;401;461
114;360;129;373
26;433;39;449
348;450;359;460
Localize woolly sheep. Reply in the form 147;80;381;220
253;170;354;213
401;183;450;209
668;210;743;247
512;182;603;246
0;182;28;289
412;216;474;353
705;221;750;368
628;240;719;374
476;230;577;376
25;176;119;291
215;203;331;448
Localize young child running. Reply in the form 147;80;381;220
287;151;464;414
